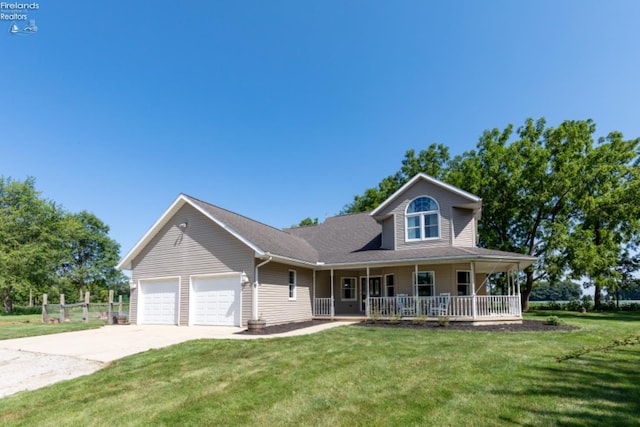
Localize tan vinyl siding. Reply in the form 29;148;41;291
381;215;395;249
257;262;313;325
130;204;254;326
452;207;475;246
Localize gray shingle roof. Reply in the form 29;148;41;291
185;195;320;264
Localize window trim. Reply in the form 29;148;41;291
405;196;441;242
414;271;435;297
456;270;471;296
340;277;357;301
288;270;297;301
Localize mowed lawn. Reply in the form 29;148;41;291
0;314;102;340
0;312;638;426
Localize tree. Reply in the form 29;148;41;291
0;177;64;312
57;211;125;300
294;217;319;227
342;144;451;213
448;119;591;310
529;280;581;301
564;133;640;309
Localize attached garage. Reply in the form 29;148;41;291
138;278;180;325
190;274;241;326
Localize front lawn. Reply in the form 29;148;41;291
0;312;638;426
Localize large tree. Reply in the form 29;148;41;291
565;133;640;309
0;177;64;312
58;211;126;301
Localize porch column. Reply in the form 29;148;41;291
366;267;370;317
330;269;335;318
312;270;316;316
414;264;418;295
471;261;477;319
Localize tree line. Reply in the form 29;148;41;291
0;177;128;313
340;118;640;311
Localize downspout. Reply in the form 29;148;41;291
253;256;272;321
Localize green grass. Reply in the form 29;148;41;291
1;312;639;426
0;314;103;340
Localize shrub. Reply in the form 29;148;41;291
545;315;563;326
1;306;42;316
437;316;450;327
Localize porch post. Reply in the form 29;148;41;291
366;267;370;317
471;261;477;319
414;264;418;296
330;269;335;318
312;270;316;316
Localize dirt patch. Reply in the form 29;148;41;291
237;319;576;335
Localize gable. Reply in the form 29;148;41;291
370;173;481;220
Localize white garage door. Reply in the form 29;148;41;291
140;279;179;325
192;275;241;326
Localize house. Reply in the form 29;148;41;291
117;173;536;327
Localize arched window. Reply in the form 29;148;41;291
405;196;440;241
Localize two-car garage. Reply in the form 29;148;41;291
137;274;241;326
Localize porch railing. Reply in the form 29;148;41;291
314;297;334;317
368;295;521;319
313;295;521;319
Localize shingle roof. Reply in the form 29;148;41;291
285;212;381;262
185;195;320;264
286;214;534;266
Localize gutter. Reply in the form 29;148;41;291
252;256;272;321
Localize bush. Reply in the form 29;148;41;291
544;315;563;326
1;306;42;316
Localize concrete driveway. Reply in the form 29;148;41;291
0;322;352;399
0;325;243;399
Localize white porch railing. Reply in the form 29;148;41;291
367;295;521;319
314;298;334;317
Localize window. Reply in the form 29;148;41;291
288;270;296;300
457;271;471;296
341;277;357;301
414;271;435;297
385;274;395;297
406;196;440;241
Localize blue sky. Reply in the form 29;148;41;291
2;1;640;259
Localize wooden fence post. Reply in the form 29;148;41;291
108;290;114;325
59;294;65;324
42;294;48;323
83;291;90;323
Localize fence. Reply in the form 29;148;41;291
42;290;129;325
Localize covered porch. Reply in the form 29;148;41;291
311;258;525;324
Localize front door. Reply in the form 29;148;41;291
361;277;382;311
